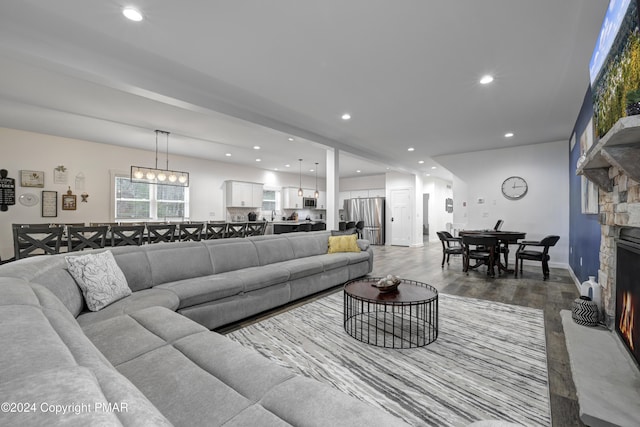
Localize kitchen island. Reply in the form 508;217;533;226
272;221;326;234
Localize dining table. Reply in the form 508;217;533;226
458;230;526;274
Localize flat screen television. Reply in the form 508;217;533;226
589;0;640;138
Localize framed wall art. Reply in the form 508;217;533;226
20;170;45;188
41;190;57;217
62;193;77;211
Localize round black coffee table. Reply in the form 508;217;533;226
343;277;438;349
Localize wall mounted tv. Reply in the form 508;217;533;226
590;0;640;138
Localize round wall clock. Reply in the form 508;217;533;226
19;193;39;206
501;176;528;200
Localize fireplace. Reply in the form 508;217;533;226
616;227;640;368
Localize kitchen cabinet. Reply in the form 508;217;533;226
283;187;302;209
225;181;264;208
349;190;369;199
316;191;326;209
368;188;386;197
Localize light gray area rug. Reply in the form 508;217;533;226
227;292;550;427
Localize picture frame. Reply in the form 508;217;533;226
41;190;58;217
20;170;45;188
62;193;77;211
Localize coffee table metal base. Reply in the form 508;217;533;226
343;278;438;349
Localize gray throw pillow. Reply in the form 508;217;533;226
66;251;131;311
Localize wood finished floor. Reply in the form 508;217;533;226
218;239;584;427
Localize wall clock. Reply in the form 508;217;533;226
501;176;528;200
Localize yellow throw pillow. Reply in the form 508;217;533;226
328;234;361;253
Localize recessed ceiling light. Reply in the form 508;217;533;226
386;167;390;170
418;160;424;164
255;158;261;162
431;166;437;170
285;164;290;168
274;168;279;171
407;147;415;152
253;145;261;150
309;169;314;172
356;169;361;173
288;137;294;142
341;113;351;120
504;132;514;138
225;153;232;157
426;173;431;177
122;7;143;22
479;75;494;85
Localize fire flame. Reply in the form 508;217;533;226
619;291;635;352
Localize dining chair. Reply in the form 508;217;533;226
205;222;228;239
493;219;504;231
110;224;145;246
178;222;205;241
461;235;498;277
436;231;463;268
355;221;365;239
246;221;267;236
226;222;247;238
515;235;560;280
146;223;177;244
12;224;64;259
67;225;108;251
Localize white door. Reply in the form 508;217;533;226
390;189;411;246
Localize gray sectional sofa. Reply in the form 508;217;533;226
0;231;408;426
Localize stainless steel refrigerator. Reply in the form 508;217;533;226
344;197;385;245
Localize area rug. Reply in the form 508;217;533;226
226;292;550;427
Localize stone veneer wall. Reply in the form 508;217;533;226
598;167;640;325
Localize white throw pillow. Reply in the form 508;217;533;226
65;251;131;312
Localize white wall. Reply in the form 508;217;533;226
339;174;386;191
435;140;570;266
0;127;321;259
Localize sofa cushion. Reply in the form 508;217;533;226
251;236;295;265
285;231;330;258
145;242;214;286
341;250;371;264
111;246;154;292
204;239;260;273
0;367;125;426
155;275;244;309
312;253;351;271
76;288;180;327
271;258;324;280
66;251;132;311
328;234;361;253
216;265;290;292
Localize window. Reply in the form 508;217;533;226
262;189;277;211
114;175;189;221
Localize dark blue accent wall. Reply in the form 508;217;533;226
569;87;601;282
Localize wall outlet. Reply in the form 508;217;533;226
209;212;215;217
477;198;485;204
482;212;489;218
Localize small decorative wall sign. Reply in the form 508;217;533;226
20;170;44;188
53;165;68;184
42;190;57;217
0;169;16;212
62;187;76;211
75;172;85;191
81;192;89;203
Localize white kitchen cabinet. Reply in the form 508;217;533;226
283;187;302;209
350;190;369;199
368;188;386;197
316;191;326;209
225;181;264;208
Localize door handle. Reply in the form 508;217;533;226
391;217;394;222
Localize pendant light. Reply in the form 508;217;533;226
297;159;303;197
131;130;189;187
314;162;319;199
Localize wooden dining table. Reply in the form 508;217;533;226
458;230;526;274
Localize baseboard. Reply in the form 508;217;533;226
567;265;582;293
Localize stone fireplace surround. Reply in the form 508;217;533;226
597;166;640;327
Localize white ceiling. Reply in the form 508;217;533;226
0;1;607;180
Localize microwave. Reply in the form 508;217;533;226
303;197;317;208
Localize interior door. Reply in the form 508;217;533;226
390;189;411;246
